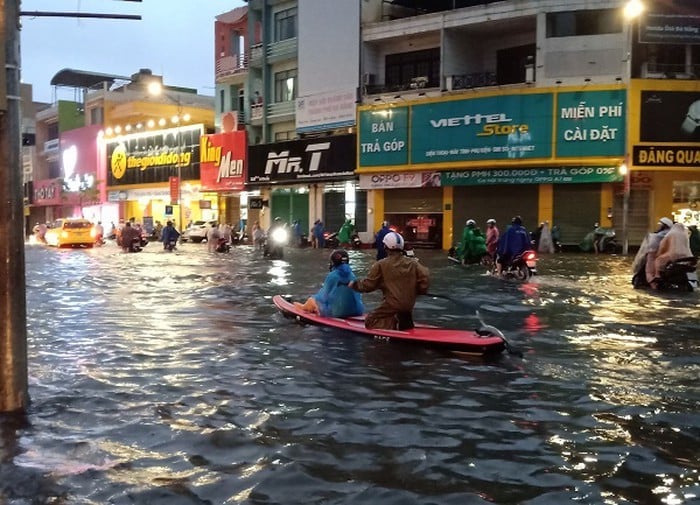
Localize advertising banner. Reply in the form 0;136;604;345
106;124;204;186
296;88;356;133
410;93;553;164
199;131;246;192
247;134;356;185
441;166;622;186
359;171;442;189
639;15;700;45
32;178;63;206
556;90;626;157
640;90;700;142
358;107;409;167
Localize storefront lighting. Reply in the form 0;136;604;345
105;127;113;136
136;123;143;130
158;118;166;127
171;115;180;124
147;119;155;128
125;124;132;132
183;113;191;122
114;125;122;134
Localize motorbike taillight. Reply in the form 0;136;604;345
525;251;536;261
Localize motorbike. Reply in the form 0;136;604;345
496;250;537;281
581;227;618;254
263;227;289;260
127;237;143;253
165;240;177;252
215;237;231;253
447;247;493;268
324;231;362;249
231;230;248;245
632;256;698;292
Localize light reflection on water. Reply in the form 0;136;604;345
0;242;698;504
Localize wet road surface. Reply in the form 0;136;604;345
1;241;698;504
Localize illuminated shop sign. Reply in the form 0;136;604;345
200;131;247;191
441;167;622;186
105;124;204;186
247;134;355;184
633;146;700;167
410;94;553;164
358;107;409;167
556;90;625;157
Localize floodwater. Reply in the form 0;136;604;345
1;241;698;504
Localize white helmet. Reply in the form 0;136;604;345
486;218;496;225
382;231;405;251
466;219;476;227
659;217;673;229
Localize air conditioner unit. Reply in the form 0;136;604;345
363;73;376;85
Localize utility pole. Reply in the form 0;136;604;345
0;0;29;413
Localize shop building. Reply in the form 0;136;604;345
229;0;364;237
357;0;699;249
30;69;216;233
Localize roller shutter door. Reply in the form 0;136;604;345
452;185;539;234
552;184;601;246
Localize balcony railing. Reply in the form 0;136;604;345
267;100;295;119
267;37;297;62
250;43;263;67
250;103;264;121
447;72;498;91
215;55;249;81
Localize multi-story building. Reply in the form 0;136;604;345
232;0;365;240
357;0;700;250
32;68;216;233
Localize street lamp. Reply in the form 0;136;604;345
621;0;644;255
148;81;190;233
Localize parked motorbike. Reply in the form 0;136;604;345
581;226;618;254
263;227;289;259
632;256;698;292
497;250;537;281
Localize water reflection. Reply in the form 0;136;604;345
1;243;698;503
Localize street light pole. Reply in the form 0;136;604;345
621;0;644;255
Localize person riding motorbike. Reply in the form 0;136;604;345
654;222;693;280
644;217;674;289
120;221;142;252
455;219;488;264
496;216;531;275
348;232;430;330
374;221;391;261
485;218;500;260
161;220;180;251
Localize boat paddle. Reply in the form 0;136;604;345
425;293;524;357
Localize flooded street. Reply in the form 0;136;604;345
1;242;699;504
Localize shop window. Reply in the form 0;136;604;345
546;9;621;38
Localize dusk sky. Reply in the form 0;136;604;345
20;0;245;103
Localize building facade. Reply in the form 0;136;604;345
357;0;700;249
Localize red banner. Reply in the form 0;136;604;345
199;131;246;191
169;176;180;204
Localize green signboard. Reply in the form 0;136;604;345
358;107;409;166
441;166;623;186
410;94;554;164
556;90;626;158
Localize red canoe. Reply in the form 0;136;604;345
273;295;506;356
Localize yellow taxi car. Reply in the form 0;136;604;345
44;218;97;248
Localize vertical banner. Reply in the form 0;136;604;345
169;176;179;205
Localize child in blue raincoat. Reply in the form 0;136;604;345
295;249;365;318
